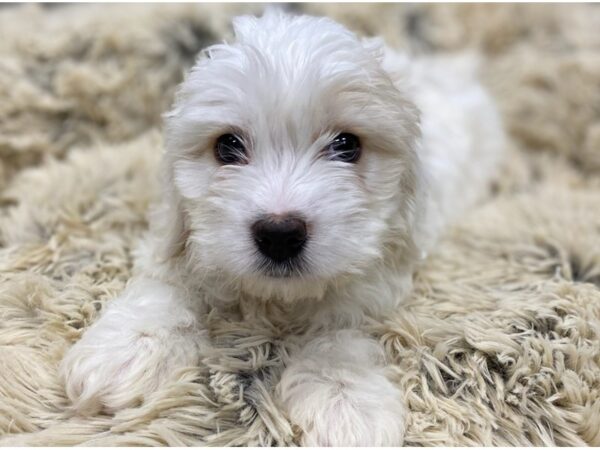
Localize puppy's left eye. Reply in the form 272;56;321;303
325;133;361;163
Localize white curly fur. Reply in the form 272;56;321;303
61;9;504;446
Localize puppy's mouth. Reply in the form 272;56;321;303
242;254;328;302
256;256;306;279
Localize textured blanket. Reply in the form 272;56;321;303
0;3;599;446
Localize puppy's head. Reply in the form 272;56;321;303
161;11;421;302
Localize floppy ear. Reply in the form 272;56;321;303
359;38;426;260
149;161;190;262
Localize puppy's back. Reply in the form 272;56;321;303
382;48;506;253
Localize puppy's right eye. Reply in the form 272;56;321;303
214;134;247;165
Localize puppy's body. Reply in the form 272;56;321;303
61;11;504;446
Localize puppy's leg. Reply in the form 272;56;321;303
278;330;405;446
61;277;207;415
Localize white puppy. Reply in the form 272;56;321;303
61;10;504;446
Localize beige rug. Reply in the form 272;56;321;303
1;3;599;446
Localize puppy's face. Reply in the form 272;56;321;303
164;13;419;301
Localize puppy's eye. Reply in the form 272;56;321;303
325;133;361;163
215;134;247;165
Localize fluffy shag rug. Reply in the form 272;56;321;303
1;3;599;446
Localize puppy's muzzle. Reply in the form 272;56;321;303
252;214;307;262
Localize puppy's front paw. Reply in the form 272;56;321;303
283;372;405;446
279;365;406;446
278;331;406;446
61;304;204;415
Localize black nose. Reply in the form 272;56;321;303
252;215;308;262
